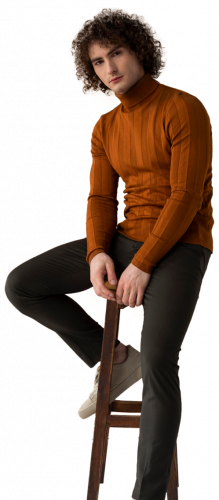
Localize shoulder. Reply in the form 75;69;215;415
92;103;121;138
159;82;210;121
157;82;211;138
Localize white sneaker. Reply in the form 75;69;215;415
77;345;142;420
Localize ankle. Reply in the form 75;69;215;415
113;344;128;364
114;341;126;353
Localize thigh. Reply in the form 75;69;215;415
6;237;92;296
108;231;144;278
140;242;211;365
6;231;143;298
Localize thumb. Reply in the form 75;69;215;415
106;265;117;285
109;274;117;285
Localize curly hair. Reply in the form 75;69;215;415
70;8;166;96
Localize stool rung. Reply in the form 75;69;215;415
106;414;140;428
109;400;142;413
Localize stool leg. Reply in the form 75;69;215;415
167;443;179;500
100;423;110;483
86;300;120;500
100;280;126;487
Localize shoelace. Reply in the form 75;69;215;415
89;365;101;401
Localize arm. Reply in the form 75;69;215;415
131;92;212;274
86;117;119;265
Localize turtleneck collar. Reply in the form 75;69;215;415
114;72;159;110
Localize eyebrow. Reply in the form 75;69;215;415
90;45;122;64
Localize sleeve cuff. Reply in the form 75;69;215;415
131;256;154;274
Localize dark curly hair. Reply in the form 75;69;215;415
70;8;166;96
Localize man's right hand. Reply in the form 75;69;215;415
90;252;118;301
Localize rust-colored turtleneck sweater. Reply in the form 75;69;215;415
86;72;214;274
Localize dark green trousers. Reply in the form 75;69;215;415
5;231;211;500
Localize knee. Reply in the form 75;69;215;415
141;348;166;373
5;268;24;308
141;346;180;382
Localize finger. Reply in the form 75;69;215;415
115;291;123;305
136;292;144;307
93;283;117;301
129;291;137;308
100;288;116;300
102;285;117;300
129;303;136;308
103;286;117;298
114;298;122;305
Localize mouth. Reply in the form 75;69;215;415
110;76;123;83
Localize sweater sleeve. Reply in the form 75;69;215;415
86;116;119;266
131;92;212;274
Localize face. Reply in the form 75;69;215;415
88;42;145;94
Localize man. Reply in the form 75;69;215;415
5;9;214;500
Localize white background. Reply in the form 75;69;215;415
1;1;218;499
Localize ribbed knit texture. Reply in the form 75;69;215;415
86;72;214;274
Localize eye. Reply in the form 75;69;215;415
95;50;121;66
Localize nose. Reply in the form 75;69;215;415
106;62;118;74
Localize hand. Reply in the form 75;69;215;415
115;263;151;308
90;252;118;301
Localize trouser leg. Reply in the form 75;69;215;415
5;236;121;368
131;242;212;500
4;230;141;368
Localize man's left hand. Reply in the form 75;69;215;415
114;263;151;308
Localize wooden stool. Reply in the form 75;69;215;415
86;279;179;500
